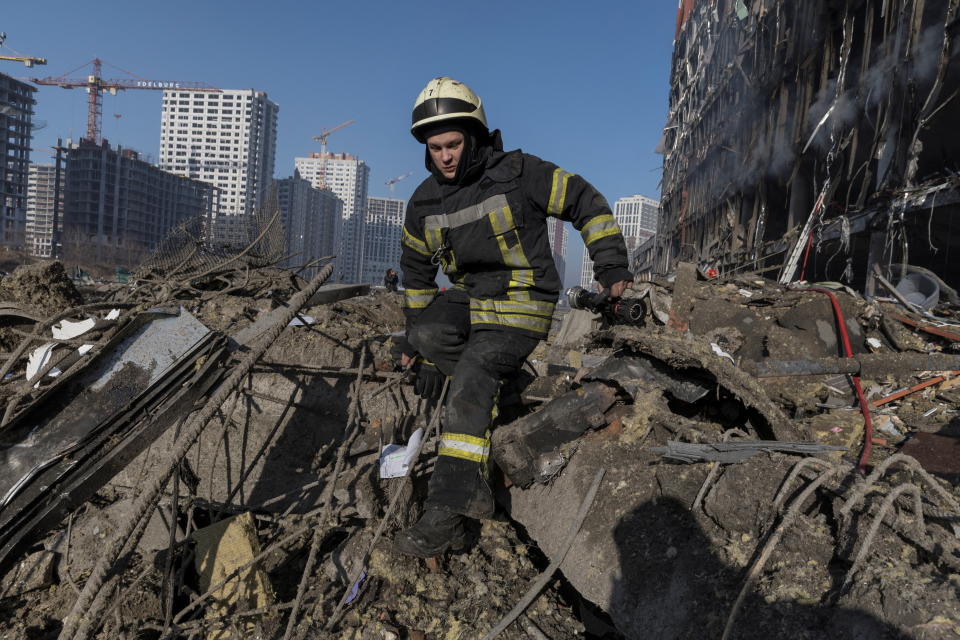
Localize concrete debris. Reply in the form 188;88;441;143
0;550;56;597
3;95;960;638
192;512;275;639
0;255;956;639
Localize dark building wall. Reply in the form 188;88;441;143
656;0;960;290
0;73;35;248
63;140;218;265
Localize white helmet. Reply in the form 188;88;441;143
411;76;488;142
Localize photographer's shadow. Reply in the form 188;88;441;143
609;496;910;639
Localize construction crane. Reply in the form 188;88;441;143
311;120;355;189
0;33;46;67
29;58;219;143
385;172;413;192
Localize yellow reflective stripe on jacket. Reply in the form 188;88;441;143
469;298;555;334
403;288;437;309
581;213;622;245
402;227;431;256
507;269;534;300
488;206;531;269
471;298;555;316
424;227;444;252
438;432;490;463
547;168;575;216
470;310;553;334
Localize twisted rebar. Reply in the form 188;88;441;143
58;262;334;640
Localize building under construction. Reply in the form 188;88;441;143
652;0;960;293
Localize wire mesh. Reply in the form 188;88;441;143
135;186;285;281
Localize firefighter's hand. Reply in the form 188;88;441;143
601;280;633;299
412;359;445;400
391;336;417;369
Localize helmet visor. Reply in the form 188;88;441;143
412;97;480;126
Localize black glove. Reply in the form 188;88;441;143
390;335;417;368
412;358;445;400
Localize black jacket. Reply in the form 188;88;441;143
401;147;632;338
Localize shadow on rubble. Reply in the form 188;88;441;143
225;355;361;515
609;497;908;640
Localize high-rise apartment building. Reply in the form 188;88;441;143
0;73;36;249
546;218;567;288
275;172;341;278
294;152;369;282
158;88;278;223
26;164;57;258
61;139;219;266
361;197;405;285
580;194;658;288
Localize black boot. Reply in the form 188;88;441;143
393;509;469;558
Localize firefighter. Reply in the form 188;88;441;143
393;76;633;557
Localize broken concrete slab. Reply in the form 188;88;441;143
192;512;275;639
0;550;56;598
552;308;600;347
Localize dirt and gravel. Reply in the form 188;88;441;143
1;261;959;639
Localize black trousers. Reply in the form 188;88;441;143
408;290;539;518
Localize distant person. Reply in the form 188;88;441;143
383;268;399;292
392;77;633;557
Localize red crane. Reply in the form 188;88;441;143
29;58;220;143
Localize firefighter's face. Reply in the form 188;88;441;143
426;131;464;179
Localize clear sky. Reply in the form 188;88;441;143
4;0;677;286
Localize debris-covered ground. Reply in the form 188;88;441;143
0;228;959;639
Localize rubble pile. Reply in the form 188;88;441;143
0;248;958;639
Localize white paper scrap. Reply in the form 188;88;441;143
52;317;96;340
379;427;424;479
105;309;121;320
288;315;315;326
866;337;882;349
710;343;736;365
26;343;56;381
737;289;754;298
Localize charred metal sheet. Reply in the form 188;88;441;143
0;308;210;509
0;309;221;570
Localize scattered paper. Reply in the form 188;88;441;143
379;428;424;479
288;315;315;326
105;309;121;320
710;343;736;364
26;343;56;381
737;289;753;298
52;318;96;340
866;337;882;350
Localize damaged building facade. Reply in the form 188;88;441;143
652;0;960;293
61;139;220;267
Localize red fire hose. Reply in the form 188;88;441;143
800;287;874;473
